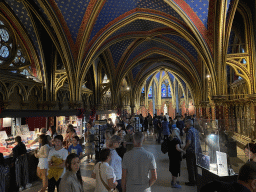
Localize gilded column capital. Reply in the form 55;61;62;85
68;101;82;109
199;101;209;108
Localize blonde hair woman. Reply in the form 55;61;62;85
167;128;185;188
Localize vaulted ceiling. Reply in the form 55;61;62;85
0;0;237;101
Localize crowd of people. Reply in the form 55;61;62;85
1;112;256;192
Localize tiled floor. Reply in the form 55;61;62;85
24;135;248;192
24;136;198;192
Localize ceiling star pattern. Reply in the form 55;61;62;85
183;0;209;28
109;39;134;67
5;0;42;64
163;34;198;60
136;0;184;21
126;40;181;66
54;0;90;42
109;19;167;39
89;0;185;41
132;62;147;79
89;0;139;41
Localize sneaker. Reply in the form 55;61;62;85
185;182;196;186
19;186;24;191
25;183;32;189
172;183;182;188
171;181;180;185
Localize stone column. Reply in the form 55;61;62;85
194;105;200;118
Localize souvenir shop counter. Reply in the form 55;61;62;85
3;145;39;192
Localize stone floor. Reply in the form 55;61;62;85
24;135;247;192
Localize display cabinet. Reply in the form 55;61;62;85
195;119;245;191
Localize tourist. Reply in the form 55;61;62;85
68;136;83;159
183;119;202;186
123;125;134;152
162;117;170;140
104;127;115;148
84;137;94;162
109;135;122;192
143;116;149;139
59;153;84;192
91;148;118;192
48;135;68;192
27;128;52;148
157;116;162;144
147;113;153;136
122;132;157;192
116;128;127;159
64;124;77;149
34;134;50;192
49;126;57;139
168;128;185;188
153;115;159;141
12;136;32;191
176;116;185;142
165;113;169;122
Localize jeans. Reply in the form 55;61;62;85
157;130;162;143
48;177;61;192
116;179;122;192
186;152;197;183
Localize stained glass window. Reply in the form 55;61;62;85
168;85;171;97
161;84;166;97
142;87;144;93
0;21;12;62
148;86;152;97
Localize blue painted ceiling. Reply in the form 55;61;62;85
109;19;167;39
126;40;181;66
183;0;209;28
163;34;198;60
89;0;185;41
109;39;135;67
132;62;147;79
54;0;90;42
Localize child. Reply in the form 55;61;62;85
47;135;68;192
68;136;83;159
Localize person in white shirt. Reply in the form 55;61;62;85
109;135;122;192
47;135;68;192
34;134;50;192
91;148;118;192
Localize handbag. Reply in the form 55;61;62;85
161;139;169;154
99;163;119;192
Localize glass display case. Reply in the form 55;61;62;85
195;119;246;177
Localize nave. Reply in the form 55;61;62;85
24;136;197;192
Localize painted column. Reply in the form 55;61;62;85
223;103;229;131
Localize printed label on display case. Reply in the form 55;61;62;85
216;151;228;176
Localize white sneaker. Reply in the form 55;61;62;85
25;183;32;189
19;186;24;191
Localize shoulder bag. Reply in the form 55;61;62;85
99;163;119;192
